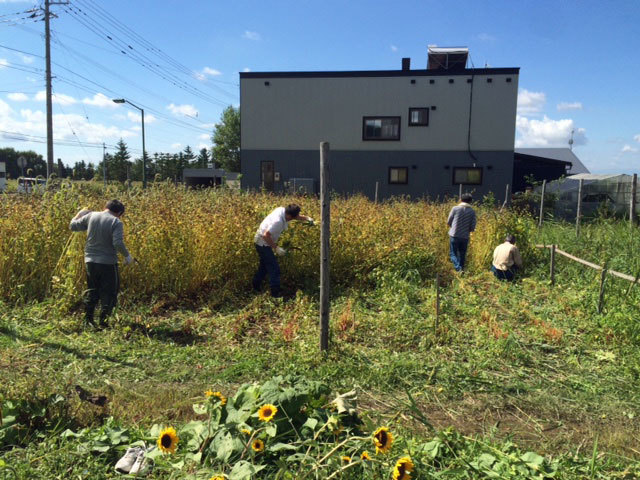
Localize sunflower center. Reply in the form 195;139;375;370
161;434;172;448
264;408;272;416
379;431;387;444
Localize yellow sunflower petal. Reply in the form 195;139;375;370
257;403;278;422
157;426;179;454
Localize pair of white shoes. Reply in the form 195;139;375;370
115;446;153;475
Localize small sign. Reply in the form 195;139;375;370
17;156;27;168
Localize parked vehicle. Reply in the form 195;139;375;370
17;177;46;194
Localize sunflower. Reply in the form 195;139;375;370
157;427;179;454
205;390;227;405
251;438;265;452
341;456;351;463
373;427;393;454
241;428;252;435
257;404;278;422
361;451;371;461
392;456;414;480
210;476;224;480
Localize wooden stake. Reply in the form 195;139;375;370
538;179;546;227
435;273;440;333
631;173;637;227
597;262;607;314
576;179;584;237
374;181;379;204
319;142;330;352
550;243;556;286
458;183;463;201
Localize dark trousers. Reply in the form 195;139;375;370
252;245;281;295
85;262;119;324
449;236;469;271
491;264;517;281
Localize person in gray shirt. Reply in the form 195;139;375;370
70;199;134;327
447;193;477;272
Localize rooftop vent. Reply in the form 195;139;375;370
427;46;469;71
401;57;411;71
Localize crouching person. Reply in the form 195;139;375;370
70;199;134;327
252;204;313;297
491;234;523;281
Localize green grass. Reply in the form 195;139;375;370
2;244;640;477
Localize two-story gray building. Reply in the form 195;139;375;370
240;47;519;200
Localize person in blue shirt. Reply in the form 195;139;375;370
447;193;477;272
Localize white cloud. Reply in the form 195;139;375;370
126;111;156;124
515;115;587;148
35;90;77;106
621;144;638;153
197;143;208;150
517;89;546;115
243;30;261;41
0;98;13;117
83;93;119;108
0;58;8;68
390;45;398;52
198;133;210;140
634;134;640;143
167;103;198;117
7;93;29;101
171;142;182;149
242;67;251;72
21;55;34;64
477;33;496;42
202;67;221;76
557;102;583;111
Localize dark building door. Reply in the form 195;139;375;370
261;161;274;191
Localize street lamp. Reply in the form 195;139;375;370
113;98;147;188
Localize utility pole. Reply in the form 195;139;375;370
44;0;68;181
102;143;107;189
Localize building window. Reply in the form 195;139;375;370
389;167;408;185
363;116;400;141
453;167;483;185
408;108;429;126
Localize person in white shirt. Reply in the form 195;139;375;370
491;234;523;281
252;204;313;297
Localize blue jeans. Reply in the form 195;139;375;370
449;236;469;271
491;264;517;281
252;244;281;293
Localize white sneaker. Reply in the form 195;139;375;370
129;448;153;476
115;446;143;473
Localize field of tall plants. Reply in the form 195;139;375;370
2;185;639;479
0;184;535;307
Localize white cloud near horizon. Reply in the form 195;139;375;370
557;101;583;111
167;103;198;117
515;115;586;148
171;142;182;149
243;30;261;41
198;133;209;140
126;110;156;124
35;90;77;106
7;93;29;101
0;58;8;68
197;143;209;150
390;45;398;52
622;144;638;153
517;89;546;115
202;67;221;76
634;134;640;143
242;67;251;72
83;93;119;108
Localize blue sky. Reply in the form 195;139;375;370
1;0;639;174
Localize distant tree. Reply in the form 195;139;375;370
110;139;132;182
0;148;46;178
212;105;240;172
182;146;196;166
86;163;95;180
196;147;210;168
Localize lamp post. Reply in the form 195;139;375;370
113;98;147;188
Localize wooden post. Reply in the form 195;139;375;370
631;173;637;227
576;179;584;237
435;273;440;333
538;179;546;227
319;142;330;352
458;183;463;201
597;262;607;314
374;181;379;204
500;184;510;211
550;244;556;286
